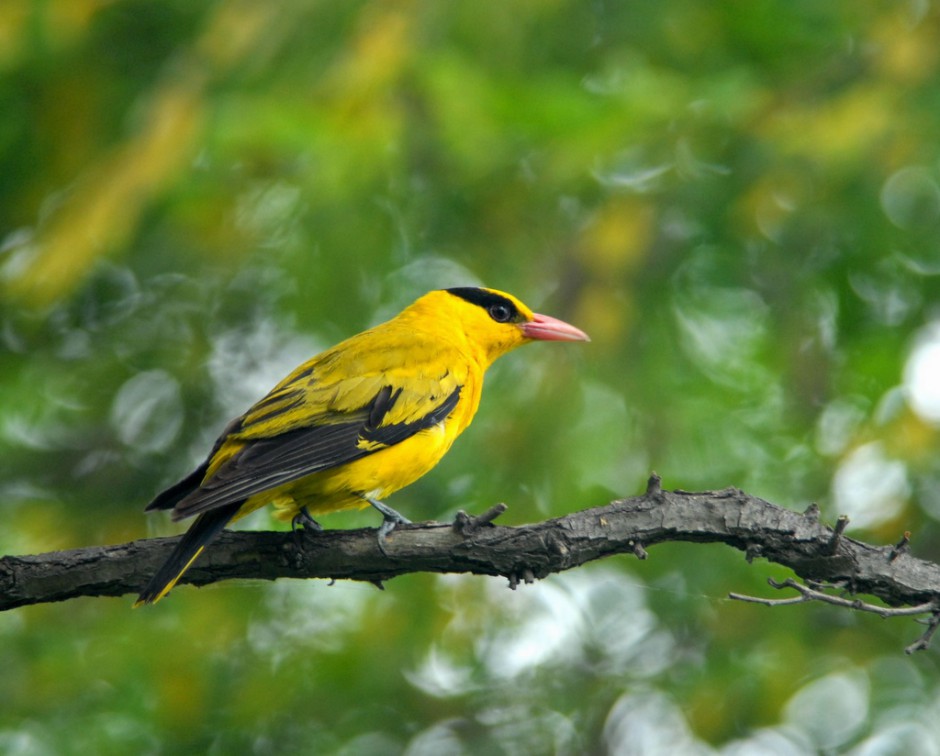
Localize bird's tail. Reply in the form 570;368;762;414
134;504;239;606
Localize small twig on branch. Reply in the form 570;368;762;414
730;577;937;617
827;515;850;555
906;615;940;655
889;532;912;563
730;577;940;652
453;503;508;535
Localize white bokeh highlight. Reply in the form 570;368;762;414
832;442;909;529
904;323;940;424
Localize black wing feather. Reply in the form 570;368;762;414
169;385;461;520
361;385;461;448
145;417;242;512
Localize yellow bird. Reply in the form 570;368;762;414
135;287;589;605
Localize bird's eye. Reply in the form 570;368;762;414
488;304;512;323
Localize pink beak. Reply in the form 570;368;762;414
520;312;590;342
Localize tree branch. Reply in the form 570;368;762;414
3;475;940;649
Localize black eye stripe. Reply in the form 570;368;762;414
445;287;522;323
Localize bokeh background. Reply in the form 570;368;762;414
5;0;940;753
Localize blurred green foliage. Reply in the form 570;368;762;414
4;0;940;752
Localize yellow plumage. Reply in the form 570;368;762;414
135;287;588;605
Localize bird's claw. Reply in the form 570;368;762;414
367;498;410;556
291;506;322;552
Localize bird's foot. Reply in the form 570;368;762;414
291;506;322;551
367;498;410;556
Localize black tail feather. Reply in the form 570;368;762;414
135;503;240;605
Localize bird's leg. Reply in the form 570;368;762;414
291;506;322;551
292;505;323;532
366;497;410;555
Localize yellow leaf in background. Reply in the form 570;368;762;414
0;0;28;70
323;4;413;104
6;78;205;308
197;1;281;69
570;199;652;344
762;84;895;167
578;198;653;277
4;1;295;309
871;9;940;84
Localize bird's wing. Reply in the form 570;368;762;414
169;366;464;520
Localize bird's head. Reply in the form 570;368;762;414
405;287;589;366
